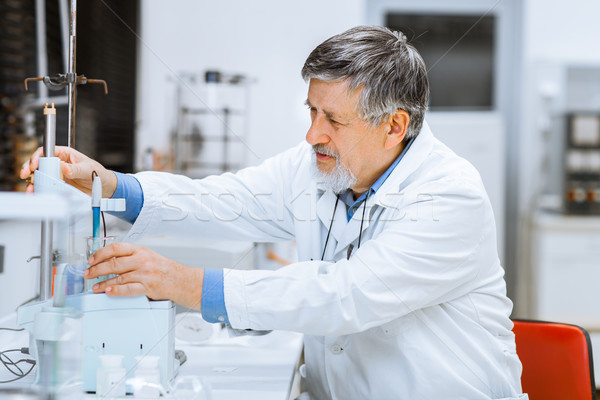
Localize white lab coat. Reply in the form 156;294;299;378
124;123;526;400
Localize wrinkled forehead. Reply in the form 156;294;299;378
306;79;363;114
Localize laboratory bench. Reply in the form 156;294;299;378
0;311;304;399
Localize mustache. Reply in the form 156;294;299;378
312;144;338;159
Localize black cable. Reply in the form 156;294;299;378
101;211;107;239
0;349;32;377
14;359;35;366
0;362;35;383
1;348;30;362
1;352;24;376
345;192;371;260
0;328;24;331
0;348;35;379
320;196;340;261
357;191;370;250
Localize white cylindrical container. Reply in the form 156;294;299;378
133;356;161;398
96;354;126;398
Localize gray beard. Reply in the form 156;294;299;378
310;147;357;194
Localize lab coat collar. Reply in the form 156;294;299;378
371;121;435;208
314;121;435;255
316;189;374;259
316;189;347;253
334;198;373;255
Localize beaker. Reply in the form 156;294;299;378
84;236;115;292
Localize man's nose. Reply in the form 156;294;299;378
305;116;330;146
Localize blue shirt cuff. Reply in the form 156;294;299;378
201;268;230;324
109;171;144;224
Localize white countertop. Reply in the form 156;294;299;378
0;312;304;399
178;326;304;400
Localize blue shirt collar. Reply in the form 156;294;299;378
340;137;415;221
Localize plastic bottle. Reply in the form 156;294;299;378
133;355;161;398
96;354;126;398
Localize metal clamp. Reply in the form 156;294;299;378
24;74;108;94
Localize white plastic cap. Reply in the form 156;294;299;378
99;354;124;368
135;355;160;370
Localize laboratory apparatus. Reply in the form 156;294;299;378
16;103;178;394
564;112;600;214
0;187;88;399
14;0;179;396
554;66;600;215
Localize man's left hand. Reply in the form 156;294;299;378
85;242;204;310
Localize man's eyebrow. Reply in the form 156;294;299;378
324;110;338;121
305;99;343;121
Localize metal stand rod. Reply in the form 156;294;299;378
40;221;53;300
39;103;57;301
67;0;77;147
58;0;69;74
35;0;48;100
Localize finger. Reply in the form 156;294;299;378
55;147;87;179
19;160;31;179
63;162;84;181
104;282;146;297
92;270;143;292
20;146;81;179
53;146;82;163
29;146;44;167
20;147;44;178
85;252;143;279
88;242;135;265
85;257;120;280
25;184;34;193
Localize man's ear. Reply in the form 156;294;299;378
384;109;410;150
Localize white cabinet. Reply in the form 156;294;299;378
528;210;600;386
530;211;600;327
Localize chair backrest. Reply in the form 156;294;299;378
513;319;597;400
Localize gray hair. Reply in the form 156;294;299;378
301;25;429;139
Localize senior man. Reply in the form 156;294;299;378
22;26;526;399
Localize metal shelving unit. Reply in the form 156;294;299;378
172;71;250;178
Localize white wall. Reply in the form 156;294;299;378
135;0;365;170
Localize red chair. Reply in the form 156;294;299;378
513;319;597;400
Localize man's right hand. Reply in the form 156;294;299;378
19;146;118;197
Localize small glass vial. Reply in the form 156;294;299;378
85;236;116;292
96;354;126;398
